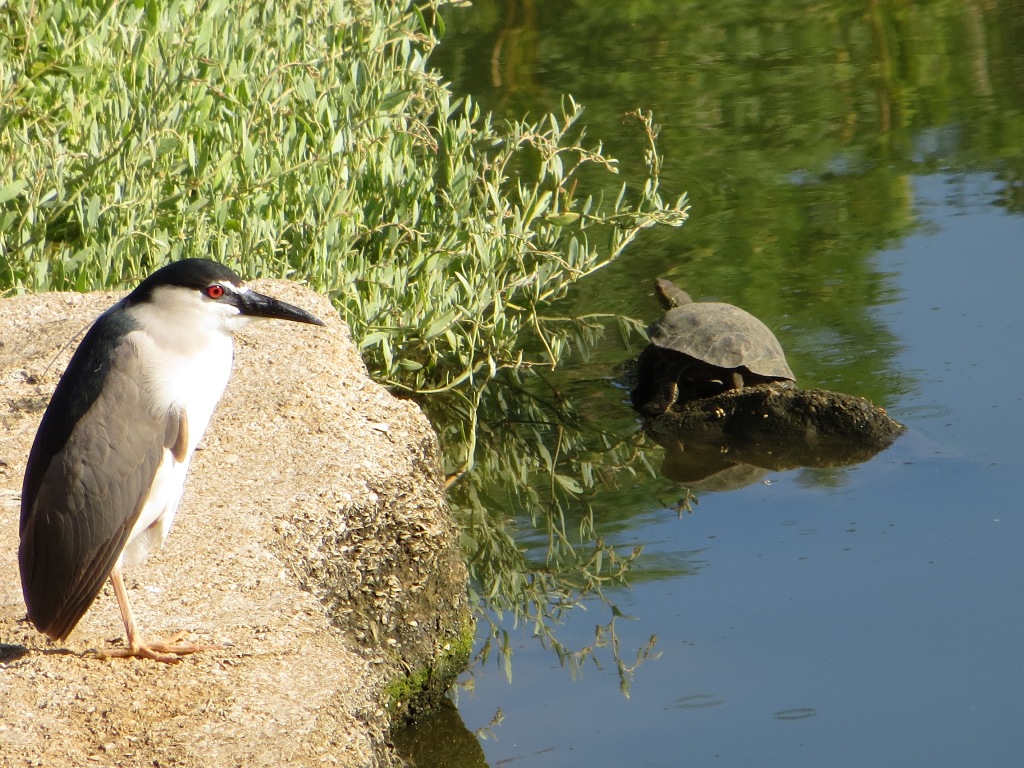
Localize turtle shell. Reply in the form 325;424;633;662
647;301;795;381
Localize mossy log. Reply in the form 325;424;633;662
642;385;904;482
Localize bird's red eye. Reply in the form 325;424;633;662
205;284;225;299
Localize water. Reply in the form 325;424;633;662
405;3;1024;766
437;177;1024;768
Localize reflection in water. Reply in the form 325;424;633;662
430;1;1024;403
427;1;1024;765
391;701;488;768
433;370;663;691
774;707;818;721
489;0;538;101
661;446;770;492
671;693;727;710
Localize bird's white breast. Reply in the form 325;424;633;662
131;327;234;452
119;297;238;564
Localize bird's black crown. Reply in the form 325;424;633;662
128;259;244;305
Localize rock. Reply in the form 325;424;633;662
0;281;471;767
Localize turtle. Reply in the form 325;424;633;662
631;278;796;415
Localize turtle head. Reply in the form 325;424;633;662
654;278;693;309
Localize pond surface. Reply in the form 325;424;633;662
403;3;1024;766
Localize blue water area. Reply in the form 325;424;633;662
453;173;1024;767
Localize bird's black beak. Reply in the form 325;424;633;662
235;289;326;326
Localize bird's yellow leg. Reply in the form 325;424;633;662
97;564;222;664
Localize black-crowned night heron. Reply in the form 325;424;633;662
19;258;325;663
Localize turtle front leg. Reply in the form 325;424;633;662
727;370;744;390
634;348;684;415
641;379;679;416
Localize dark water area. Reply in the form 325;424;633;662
400;2;1024;766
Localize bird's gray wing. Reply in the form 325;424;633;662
19;337;185;641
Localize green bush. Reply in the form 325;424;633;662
2;0;684;393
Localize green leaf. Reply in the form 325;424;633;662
545;212;580;226
0;180;28;205
554;474;583;495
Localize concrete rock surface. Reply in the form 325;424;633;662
0;280;471;767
